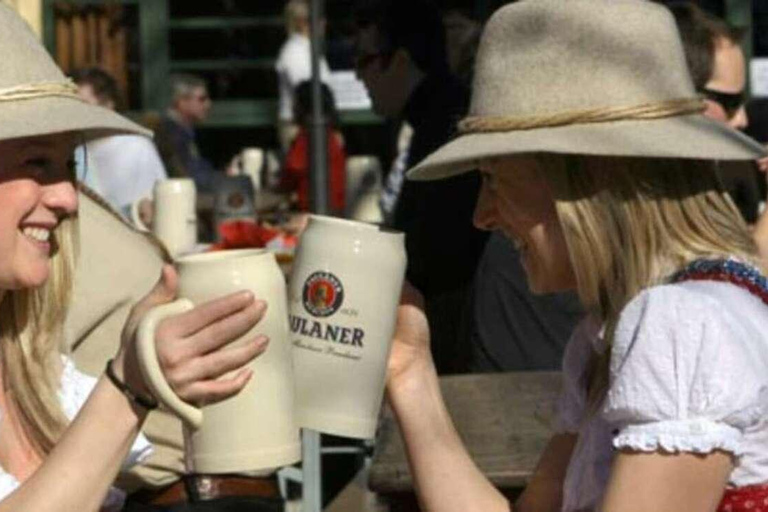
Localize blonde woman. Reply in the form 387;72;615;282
385;1;768;512
0;6;266;512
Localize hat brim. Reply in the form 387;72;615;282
408;114;768;180
0;95;151;142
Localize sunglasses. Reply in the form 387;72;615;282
699;88;745;119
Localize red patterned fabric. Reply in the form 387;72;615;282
718;484;768;512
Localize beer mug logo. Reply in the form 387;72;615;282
303;271;344;317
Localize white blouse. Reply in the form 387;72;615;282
0;357;152;509
555;280;768;512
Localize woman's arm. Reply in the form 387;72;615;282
0;265;265;512
599;450;732;512
0;375;148;512
514;433;577;512
388;359;511;512
386;283;508;512
389;282;579;512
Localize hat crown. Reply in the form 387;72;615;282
470;0;695;118
0;3;67;90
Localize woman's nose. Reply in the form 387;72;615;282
42;180;78;217
473;184;497;231
729;106;748;130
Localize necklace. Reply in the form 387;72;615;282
669;257;768;306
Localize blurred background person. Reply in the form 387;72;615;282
275;0;331;153
279;80;346;216
154;73;217;194
441;4;482;89
71;67;167;222
354;0;487;373
670;2;768;260
670;3;763;225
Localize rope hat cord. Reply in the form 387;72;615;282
0;80;84;102
458;97;706;134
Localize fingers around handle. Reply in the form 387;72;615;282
136;298;202;429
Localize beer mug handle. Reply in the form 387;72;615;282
136;298;203;429
130;196;151;232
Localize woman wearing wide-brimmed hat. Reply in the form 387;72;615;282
387;1;768;511
0;5;266;510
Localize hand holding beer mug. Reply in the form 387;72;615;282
136;249;301;472
289;216;406;438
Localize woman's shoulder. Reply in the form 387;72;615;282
618;279;766;334
612;279;768;375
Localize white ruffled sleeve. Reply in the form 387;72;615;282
553;317;601;433
603;284;768;456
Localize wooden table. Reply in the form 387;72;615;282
369;372;561;511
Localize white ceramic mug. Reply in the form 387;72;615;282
288;216;406;439
239;147;264;192
136;249;301;473
132;178;197;257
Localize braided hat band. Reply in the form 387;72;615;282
0;80;84;103
458;98;706;134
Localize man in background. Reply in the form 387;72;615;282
670;2;768;258
71;67;167;223
155;73;218;194
354;0;487;373
670;3;763;223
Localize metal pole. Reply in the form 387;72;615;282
301;429;322;512
303;1;327;509
308;0;329;215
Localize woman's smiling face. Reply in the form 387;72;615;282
0;133;78;291
473;155;576;294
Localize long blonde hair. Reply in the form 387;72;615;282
0;214;77;455
543;155;759;406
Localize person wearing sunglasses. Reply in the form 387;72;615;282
700;88;747;124
670;3;768;255
669;3;749;128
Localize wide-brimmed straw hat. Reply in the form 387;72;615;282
409;0;767;181
0;3;148;142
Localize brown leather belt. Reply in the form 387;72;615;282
127;474;281;505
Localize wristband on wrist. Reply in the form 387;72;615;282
104;359;159;410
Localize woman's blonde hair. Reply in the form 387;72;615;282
0;214;77;455
543;154;759;406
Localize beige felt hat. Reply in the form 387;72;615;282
408;0;767;181
0;3;149;142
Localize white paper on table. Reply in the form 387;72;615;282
326;71;373;111
750;58;768;98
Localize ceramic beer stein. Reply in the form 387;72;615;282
132;178;197;257
288;216;406;439
136;249;301;473
238;147;264;192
